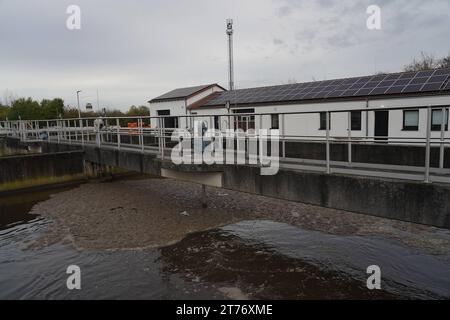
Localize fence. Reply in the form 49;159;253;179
1;105;450;184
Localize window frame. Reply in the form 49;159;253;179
271;114;280;130
402;109;419;131
431;108;449;131
319;112;331;130
350;111;362;131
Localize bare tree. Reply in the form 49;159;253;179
439;53;450;68
403;51;439;72
2;89;17;107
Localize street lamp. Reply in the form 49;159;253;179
76;90;82;119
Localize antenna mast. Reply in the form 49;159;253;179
226;19;234;91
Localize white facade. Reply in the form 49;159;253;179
189;94;450;141
148;84;450;141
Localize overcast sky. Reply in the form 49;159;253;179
1;0;450;110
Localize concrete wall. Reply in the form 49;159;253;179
221;165;450;228
0;151;85;185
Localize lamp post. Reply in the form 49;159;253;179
76;90;82;119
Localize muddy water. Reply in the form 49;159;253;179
1;179;450;299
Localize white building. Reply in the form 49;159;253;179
148;68;450;141
148;84;225;129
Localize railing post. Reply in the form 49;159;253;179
425;106;432;183
348;111;352;166
161;117;165;160
139;117;144;153
440;106;445;169
116;118;121;150
56;120;59;143
326;111;331;174
157;118;161;158
282;113;286;159
80;118;84;146
69;120;72;144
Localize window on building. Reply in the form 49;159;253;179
403;110;419;131
157;109;178;128
271;114;279;129
319;112;331;130
351;111;362;131
233;108;255;131
431;108;449;131
214;116;220;130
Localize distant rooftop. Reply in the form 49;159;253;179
198;68;450;108
149;84;225;103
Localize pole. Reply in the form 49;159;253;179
76;90;83;145
326;111;330;174
348;111;352;166
226;19;234;91
425;106;431;183
440;107;446;169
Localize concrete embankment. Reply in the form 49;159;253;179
0;150;86;192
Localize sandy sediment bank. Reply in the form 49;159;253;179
30;178;450;253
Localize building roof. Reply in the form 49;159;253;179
149;84;226;103
199;68;450;108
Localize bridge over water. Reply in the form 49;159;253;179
2;106;450;228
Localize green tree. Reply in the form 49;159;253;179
126;105;150;117
8;97;41;120
0;103;9;120
41;98;65;119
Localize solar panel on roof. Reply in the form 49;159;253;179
434;68;450;76
399;72;416;79
340;89;359;96
402;84;424;93
198;68;450;107
385;74;401;81
378;80;396;87
416;70;435;77
385;86;404;94
410;77;429;85
421;82;443;92
429;75;448;82
369;87;389;95
355;88;373;96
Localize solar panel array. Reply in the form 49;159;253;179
204;68;450;106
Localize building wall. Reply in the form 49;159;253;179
191;94;450;140
149;99;187;128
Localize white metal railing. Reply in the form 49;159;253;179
1;105;450;184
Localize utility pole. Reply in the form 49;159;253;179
226;19;234;91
